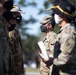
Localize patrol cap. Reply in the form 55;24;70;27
10;5;26;14
40;16;52;24
47;2;75;19
40;16;55;28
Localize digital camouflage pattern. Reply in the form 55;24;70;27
40;31;57;75
9;28;23;75
53;23;76;75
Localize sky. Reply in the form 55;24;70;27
14;0;52;36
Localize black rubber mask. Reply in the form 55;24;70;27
40;25;47;32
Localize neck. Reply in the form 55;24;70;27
46;29;53;35
59;19;69;28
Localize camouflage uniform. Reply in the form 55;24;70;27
0;14;11;75
53;23;76;75
9;28;23;75
40;31;57;75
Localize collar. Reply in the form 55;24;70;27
58;23;70;33
43;31;54;42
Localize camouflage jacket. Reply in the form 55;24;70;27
9;28;23;75
43;31;57;57
40;31;57;75
53;23;76;66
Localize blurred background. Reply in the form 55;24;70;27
13;0;76;75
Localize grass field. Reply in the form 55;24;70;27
25;67;40;72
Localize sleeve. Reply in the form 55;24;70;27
48;34;57;57
53;32;75;66
49;34;57;50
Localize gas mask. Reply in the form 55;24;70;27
40;25;47;32
54;14;63;24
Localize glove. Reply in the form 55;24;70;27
45;57;53;66
38;52;53;66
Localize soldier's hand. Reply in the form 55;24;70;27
45;57;53;66
38;52;53;66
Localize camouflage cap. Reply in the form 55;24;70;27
40;16;52;25
10;5;26;14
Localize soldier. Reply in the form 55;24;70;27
0;0;13;75
3;11;19;75
44;1;76;75
8;5;24;75
39;16;57;75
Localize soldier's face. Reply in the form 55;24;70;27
0;0;4;7
54;14;63;25
45;23;53;30
47;24;52;29
13;12;20;16
0;3;2;7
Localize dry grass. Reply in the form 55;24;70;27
25;67;40;72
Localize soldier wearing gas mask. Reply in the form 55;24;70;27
40;16;57;75
8;5;24;75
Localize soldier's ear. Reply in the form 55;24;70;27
47;24;52;28
49;24;52;28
